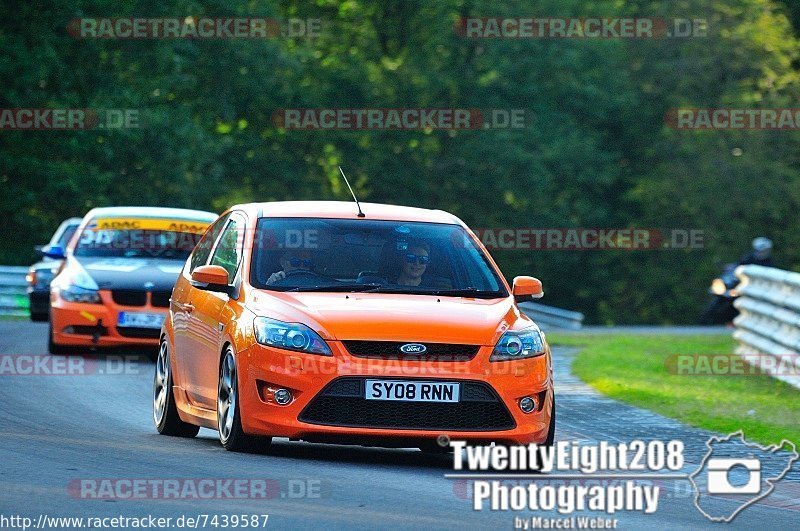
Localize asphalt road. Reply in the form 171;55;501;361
0;320;797;530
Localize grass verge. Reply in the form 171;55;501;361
548;333;800;446
0;314;28;321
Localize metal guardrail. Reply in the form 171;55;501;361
733;264;800;389
519;301;584;330
0;266;29;317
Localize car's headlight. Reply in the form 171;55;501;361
54;259;101;303
60;285;102;304
490;327;546;361
253;317;332;356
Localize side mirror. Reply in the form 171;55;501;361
43;245;66;260
512;276;543;303
191;265;232;294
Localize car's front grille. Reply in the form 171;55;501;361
342;341;481;361
150;291;171;308
117;327;160;339
111;290;147;307
63;325;108;336
299;378;515;431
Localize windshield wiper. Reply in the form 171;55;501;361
285;283;384;293
427;287;504;298
356;286;504;298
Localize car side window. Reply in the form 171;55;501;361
59;225;78;248
189;214;229;273
209;216;244;283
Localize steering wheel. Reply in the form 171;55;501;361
271;269;337;286
283;269;320;278
281;269;336;281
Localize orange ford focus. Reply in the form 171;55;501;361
154;201;554;452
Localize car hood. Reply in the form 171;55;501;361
247;291;530;345
72;256;185;291
29;259;62;272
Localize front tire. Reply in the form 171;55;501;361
544;398;556;447
217;347;270;452
153;340;199;437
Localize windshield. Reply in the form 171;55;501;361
75;217;208;259
57;225;78;248
250;218;507;298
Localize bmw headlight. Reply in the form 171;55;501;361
54;259;101;304
490;327;546;361
253;317;332;356
60;285;102;304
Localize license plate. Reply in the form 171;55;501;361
365;380;460;403
117;311;166;329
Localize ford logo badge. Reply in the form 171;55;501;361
400;343;427;354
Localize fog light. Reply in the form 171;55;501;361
274;388;293;405
519;396;537;413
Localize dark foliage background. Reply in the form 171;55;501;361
2;0;799;323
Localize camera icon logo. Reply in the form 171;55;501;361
690;431;799;522
706;458;761;494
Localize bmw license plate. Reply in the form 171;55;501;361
365;380;460;403
117;311;166;329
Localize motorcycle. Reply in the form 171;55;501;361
699;263;740;325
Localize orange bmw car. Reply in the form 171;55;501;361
48;206;218;354
154;201;554;452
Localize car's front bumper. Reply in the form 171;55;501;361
50;290;165;348
235;342;553;446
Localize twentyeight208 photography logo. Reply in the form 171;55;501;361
446;432;798;525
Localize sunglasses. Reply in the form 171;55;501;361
288;257;313;268
405;253;430;265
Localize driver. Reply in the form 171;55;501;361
266;250;314;285
394;240;430;287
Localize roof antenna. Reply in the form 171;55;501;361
338;166;365;218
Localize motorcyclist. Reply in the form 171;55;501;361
700;237;775;324
738;237;775;267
